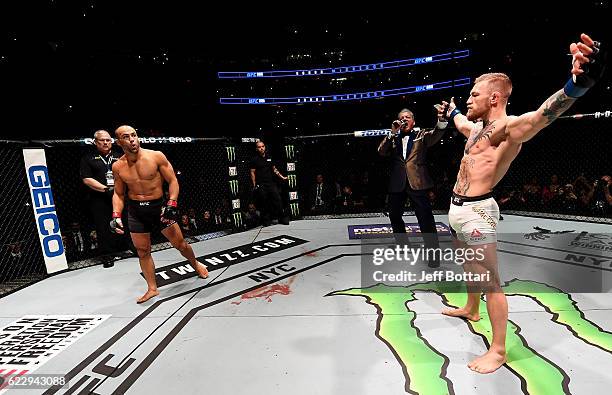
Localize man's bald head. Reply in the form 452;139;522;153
114;125;140;154
115;125;136;138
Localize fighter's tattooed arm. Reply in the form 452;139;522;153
542;91;575;125
506;89;577;144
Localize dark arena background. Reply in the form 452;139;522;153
0;3;611;394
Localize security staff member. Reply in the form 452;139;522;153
250;140;290;226
378;109;448;267
80;130;121;267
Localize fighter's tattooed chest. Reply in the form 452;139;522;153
465;121;497;154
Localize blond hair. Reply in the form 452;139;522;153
474;73;512;102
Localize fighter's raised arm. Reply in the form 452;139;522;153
506;33;604;144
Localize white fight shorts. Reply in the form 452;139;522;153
448;192;499;245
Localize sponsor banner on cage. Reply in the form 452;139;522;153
0;315;110;373
287;174;297;188
289;191;299;200
286;162;295;172
348;223;451;239
231;199;241;210
148;235;308;287
289;202;300;217
228;166;237;177
232;212;243;228
284;145;295;160
229;179;239;196
82;136;194;145
22;149;68;274
225;146;236;162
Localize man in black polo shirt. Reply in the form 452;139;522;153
249;140;290;226
80;130;122;267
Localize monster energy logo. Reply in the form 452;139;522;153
232;212;243;228
226;146;236;162
284;145;295;160
229;179;239;196
289;202;300;217
331;280;612;395
287;174;297;188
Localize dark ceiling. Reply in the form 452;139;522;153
1;2;610;139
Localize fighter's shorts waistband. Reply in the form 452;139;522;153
128;198;163;206
451;192;493;206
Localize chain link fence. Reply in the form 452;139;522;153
1;117;610;296
0;137;238;297
288;116;612;223
0;142;47;295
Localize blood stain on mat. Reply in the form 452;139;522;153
232;276;296;305
302;247;318;257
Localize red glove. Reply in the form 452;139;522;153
161;200;179;226
110;212;124;234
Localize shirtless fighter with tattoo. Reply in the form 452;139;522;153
110;125;209;303
435;33;605;373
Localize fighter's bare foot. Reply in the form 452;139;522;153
195;261;209;279
442;307;480;321
468;349;507;374
137;289;159;304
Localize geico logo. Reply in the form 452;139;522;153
28;165;64;257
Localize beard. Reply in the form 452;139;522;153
466;108;483;122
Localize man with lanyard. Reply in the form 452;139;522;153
80;129;122;267
250;140;290;226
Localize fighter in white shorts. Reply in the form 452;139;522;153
448;191;499;245
435;33;604;374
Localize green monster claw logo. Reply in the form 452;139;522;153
232;212;243;228
288;174;297;188
329;279;612;395
229;179;239;196
289;202;300;217
285;145;295;160
226;146;236;162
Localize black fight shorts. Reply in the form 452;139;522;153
127;198;173;233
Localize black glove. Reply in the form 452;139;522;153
161;200;179;226
435;97;461;122
576;40;606;89
565;38;606;97
110;213;124;234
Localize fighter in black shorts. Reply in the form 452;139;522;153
110;125;209;303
